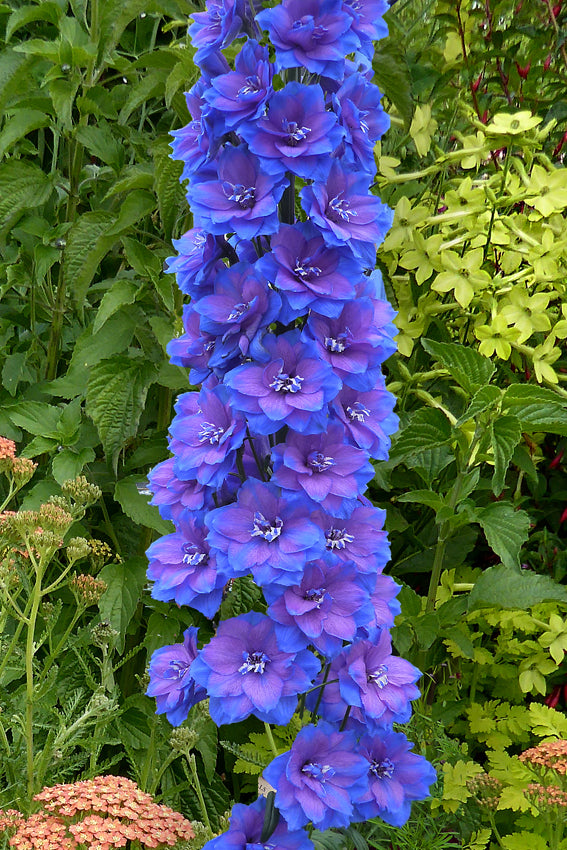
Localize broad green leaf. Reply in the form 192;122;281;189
7;401;61;436
153;139;185;239
528;703;567;738
5;3;62;42
475;503;530;568
410;445;454;487
457;385;501;425
48;78;80;131
412;611;440;649
0;159;52;231
105;165;154;197
114;475;173;535
397;489;446;512
491;415;522;495
390;408;452;461
92;280;139;334
118;69;168;125
194;717;218;783
86;356;158;471
0;108;49;158
75;121;124;171
98;557;148;653
0;49;29;112
21;435;59;457
422;338;495;396
144;611;184;660
502;384;567;436
2;351;27;396
52;446;95;485
70;309;138;371
373;36;413;126
469;565;567;610
12;38;59;61
106;190;156;236
502;832;549;850
63;211;116;308
122;236;162;281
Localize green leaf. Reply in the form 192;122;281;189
475;502;530;568
92;280;139;334
469;565;567;610
491;415;522;495
411;445;454;487
21;435;59;457
397;489;446;512
0;49;29;113
106;190;156;237
0;108;49;158
2;351;27;396
63;211;116;308
86;356;158;471
502;833;548;850
122;236;162;281
0;159;52;232
144;612;183;659
98;557;148;653
373;36;413;126
502;384;567;436
7;401;61;436
390;408;452;461
48;78;80;131
52;446;95;485
457;385;501;425
75;121;124;171
194;718;218;783
412;611;440;649
312;831;347;850
69;309;138;372
114;475;173;535
528;703;567;738
5;3;62;42
422;338;495;396
118;68;168;125
153;139;185;239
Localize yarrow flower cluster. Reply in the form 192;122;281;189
0;776;195;850
146;0;435;843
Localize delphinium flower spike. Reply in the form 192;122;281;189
146;0;436;843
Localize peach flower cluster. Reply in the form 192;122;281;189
519;740;567;775
1;775;195;850
466;773;503;810
526;782;567;809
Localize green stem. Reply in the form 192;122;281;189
39;609;83;685
484;143;512;261
263;722;279;759
187;753;213;836
25;566;44;799
99;495;123;556
140;713;157;792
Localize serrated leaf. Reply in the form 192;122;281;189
63;211;116;307
312;831;347;850
422;338;495;396
502;832;549;850
106;190;156;237
469;565;567;610
153;140;185;239
122;236;162;281
21;435;59;458
114;475;173;535
93;280;139;334
86;356;157;471
0;49;29;113
474;503;530;568
75;121;123;171
52;446;95;485
0;108;49;158
70;309;138;371
373;37;413;126
502;384;567;436
48;78;80;131
397;489;446;512
491;415;522;495
457;385;501;425
390;408;452;461
0;159;52;231
98;557;148;653
2;351;27;396
105;164;154;197
118;68;168;124
7;401;61;436
528;703;567;738
194;718;218;783
219;576;265;620
5;3;62;42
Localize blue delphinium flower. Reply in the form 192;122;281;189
206;478;325;586
190;612;320;726
313;502;390;575
146;512;226;617
165;229;224;298
240;81;344;180
190;0;250;66
203;39;273;130
167;304;216;381
342;0;389;48
263;721;369;830
331;383;398;458
352;729;437;825
147;457;212;522
190;144;287;239
224;330;342;436
201;797;315;850
334;72;390;174
256;0;359;79
146;627;207;726
264;556;374;657
169;382;247;488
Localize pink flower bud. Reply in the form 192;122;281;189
516;61;531;79
544;54;552;71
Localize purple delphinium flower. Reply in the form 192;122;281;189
201;797;315;850
205;479;325;586
352;730;437;825
256;0;359;79
204;39;274;130
170;81;225;180
312;502;390;575
300;160;393;260
169;382;246;488
146;627;207;726
194;262;282;366
166;228;225;299
147;457;212;522
190;612;320;726
167;304;215;383
240;82;344;181
190;0;248;65
303;298;397;392
258;222;363;320
312;633;421;727
263;721;369;830
331;383;398;458
191;144;287;239
361;573;402;637
146;512;226;618
342;0;389;47
264;557;374;657
270;423;374;517
224;330;341;436
335;72;390;174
